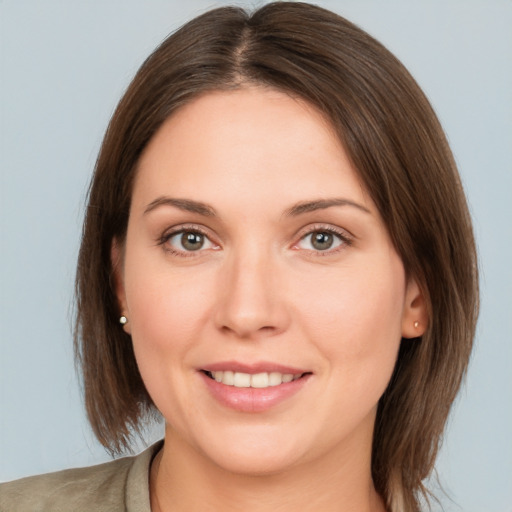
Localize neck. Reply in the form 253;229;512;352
150;426;386;512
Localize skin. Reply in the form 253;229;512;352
113;87;427;511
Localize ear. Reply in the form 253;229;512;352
401;276;428;339
111;238;131;335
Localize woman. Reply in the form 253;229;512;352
0;2;478;511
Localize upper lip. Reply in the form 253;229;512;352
200;360;310;375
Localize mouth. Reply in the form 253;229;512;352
201;370;310;389
199;362;313;412
199;364;313;412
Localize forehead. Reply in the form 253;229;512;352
133;87;371;213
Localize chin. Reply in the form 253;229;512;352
210;448;302;477
194;428;309;477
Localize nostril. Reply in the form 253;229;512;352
219;324;278;338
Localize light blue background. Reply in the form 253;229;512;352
1;1;511;510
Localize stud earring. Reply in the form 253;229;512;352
413;321;419;328
119;316;128;325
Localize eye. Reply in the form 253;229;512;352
163;229;216;253
296;229;348;252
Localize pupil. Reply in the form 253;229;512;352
312;232;333;250
181;232;204;251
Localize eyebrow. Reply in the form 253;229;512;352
144;197;216;217
143;196;371;218
284;198;371;216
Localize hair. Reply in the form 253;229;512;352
74;3;478;510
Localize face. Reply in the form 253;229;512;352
114;87;424;476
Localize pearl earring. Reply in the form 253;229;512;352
119;316;128;325
413;321;419;328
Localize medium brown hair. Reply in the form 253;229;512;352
75;3;478;510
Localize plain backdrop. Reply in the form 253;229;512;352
1;1;511;511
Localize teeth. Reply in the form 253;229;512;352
233;372;251;388
251;372;269;388
223;370;234;385
269;372;282;386
209;371;303;388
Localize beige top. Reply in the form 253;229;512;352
0;441;162;512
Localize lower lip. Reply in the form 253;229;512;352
200;372;311;413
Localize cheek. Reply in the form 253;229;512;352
128;276;209;342
122;257;218;425
293;261;405;440
122;245;216;366
296;255;405;380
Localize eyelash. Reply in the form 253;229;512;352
157;223;353;257
293;224;353;256
158;224;217;258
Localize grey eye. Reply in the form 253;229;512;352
311;232;334;250
181;232;205;251
297;230;343;252
167;230;215;252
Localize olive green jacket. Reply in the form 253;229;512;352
0;442;162;512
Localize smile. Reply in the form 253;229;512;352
204;370;304;388
200;365;312;413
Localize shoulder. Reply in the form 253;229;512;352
0;441;162;512
0;457;132;512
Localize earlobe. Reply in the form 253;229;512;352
401;277;428;339
111;239;131;334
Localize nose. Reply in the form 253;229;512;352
214;246;290;339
